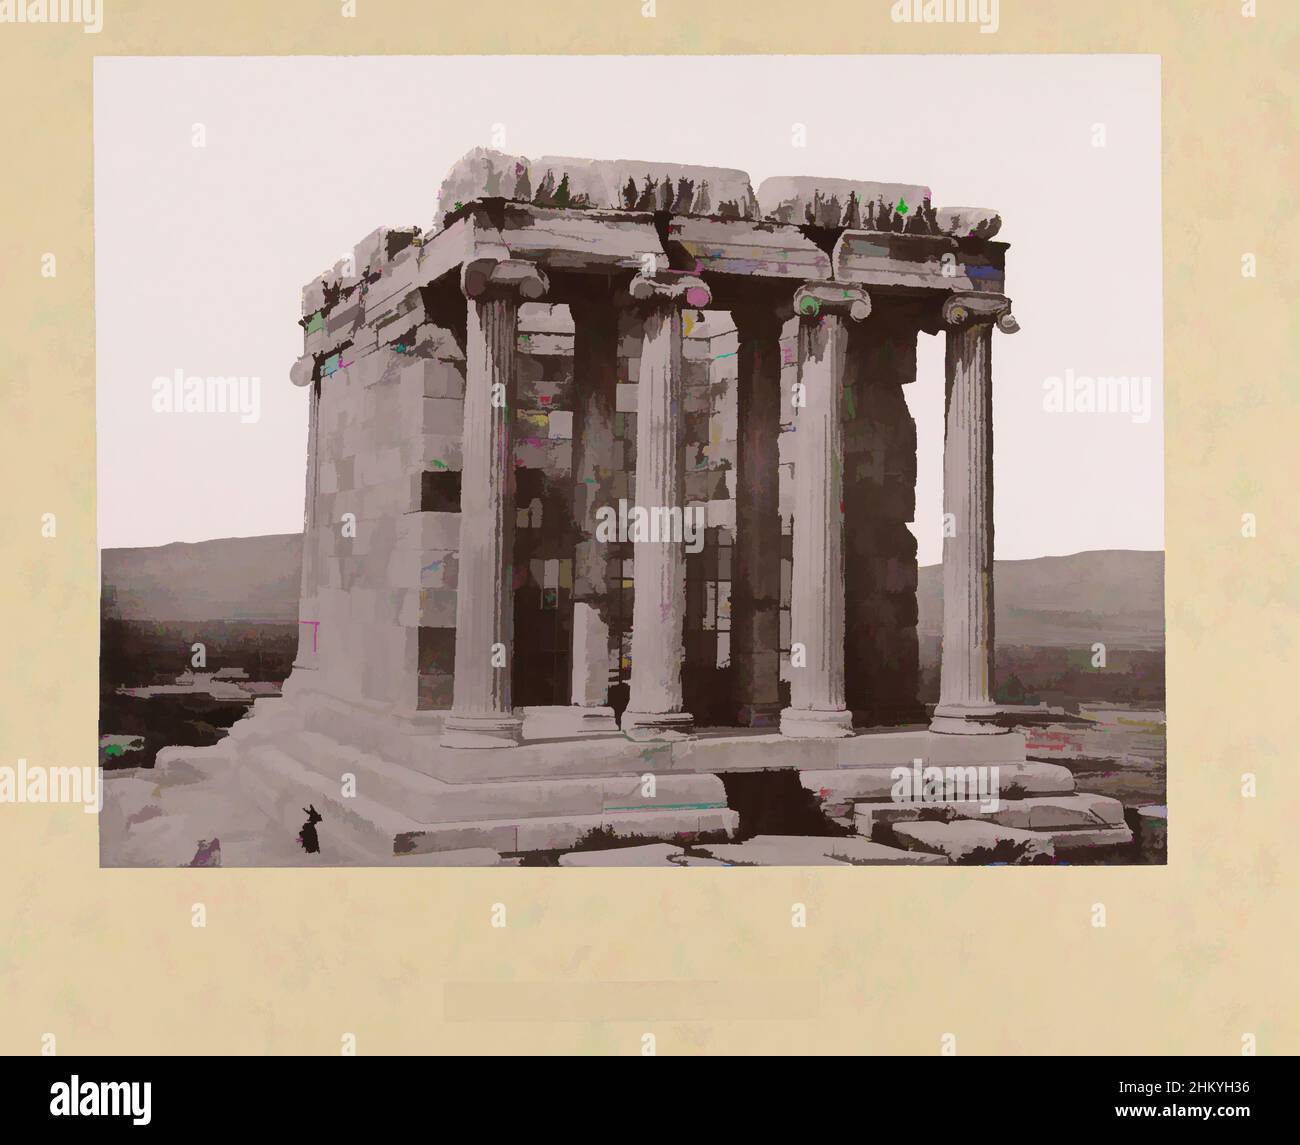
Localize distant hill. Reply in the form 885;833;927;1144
101;536;1164;649
101;534;302;622
917;549;1164;650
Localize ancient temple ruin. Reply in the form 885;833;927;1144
133;150;1131;864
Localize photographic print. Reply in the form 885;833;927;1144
94;54;1164;869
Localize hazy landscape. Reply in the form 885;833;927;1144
103;536;1164;701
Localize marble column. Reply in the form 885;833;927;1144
930;291;1018;735
567;293;620;733
731;304;785;727
441;258;549;749
780;282;871;739
620;270;712;741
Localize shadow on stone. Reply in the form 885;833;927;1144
719;768;852;839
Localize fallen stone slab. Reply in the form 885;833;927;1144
559;843;685;867
696;834;944;867
855;792;1127;835
1050;827;1134;855
824;836;947;866
700;843;844;866
1011;794;1127;830
891;820;1055;864
802;760;1074;809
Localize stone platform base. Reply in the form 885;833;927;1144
100;688;1131;867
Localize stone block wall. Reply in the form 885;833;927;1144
843;311;923;724
682;316;739;721
299;227;469;713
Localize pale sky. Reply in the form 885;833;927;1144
94;54;1162;565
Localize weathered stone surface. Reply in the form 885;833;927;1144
699;841;844;866
999;761;1075;795
399;847;504;866
832;231;1006;293
800;758;1060;810
696;833;944;867
532;155;759;219
435;146;532;220
1051;827;1133;854
891;820;1055;863
434;148;760;225
559;843;686;867
757;175;931;228
855;792;1126;835
393;806;739;856
1014;794;1126;829
666;216;832;281
102;745;307;868
935;206;1002;239
824;836;947;866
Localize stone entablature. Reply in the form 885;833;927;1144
296;151;1007;373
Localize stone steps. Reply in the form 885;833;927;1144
240;741;738;858
239;744;424;864
103;750;293;868
395;804;740;857
222;698;305;746
275;728;732;826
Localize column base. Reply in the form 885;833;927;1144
780;707;855;739
620;710;695;742
737;702;783;729
929;703;1009;736
555;706;620;736
440;713;524;749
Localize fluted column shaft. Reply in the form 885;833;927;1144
932;291;1018;735
621;271;711;741
781;283;871;739
442;258;548;748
